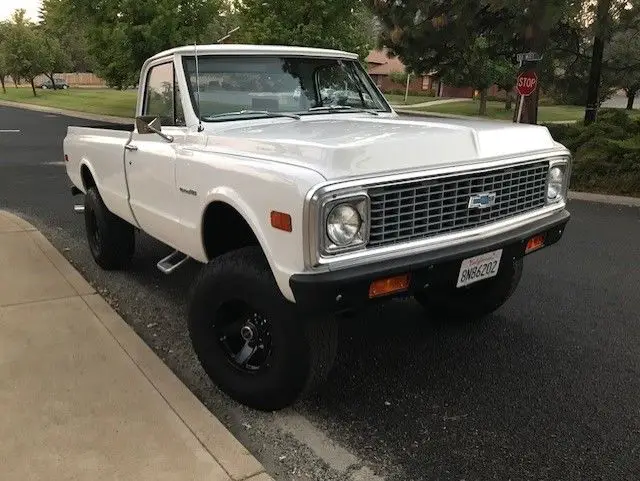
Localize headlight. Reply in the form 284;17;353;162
327;204;362;246
547;163;568;203
321;195;369;253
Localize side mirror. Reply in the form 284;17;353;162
135;115;174;143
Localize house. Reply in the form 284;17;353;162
366;48;438;94
366;48;502;99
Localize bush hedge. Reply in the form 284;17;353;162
545;109;640;197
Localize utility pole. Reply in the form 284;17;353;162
584;0;612;125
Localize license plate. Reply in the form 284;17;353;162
456;249;503;288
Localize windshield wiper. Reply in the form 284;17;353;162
203;110;301;121
306;106;379;116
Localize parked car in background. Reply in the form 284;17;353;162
39;79;69;90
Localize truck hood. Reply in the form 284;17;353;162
204;115;562;180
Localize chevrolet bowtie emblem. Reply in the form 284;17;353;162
468;192;497;209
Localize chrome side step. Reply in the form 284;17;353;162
74;205;85;213
157;250;190;275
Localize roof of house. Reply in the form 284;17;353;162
365;48;439;77
365;48;407;75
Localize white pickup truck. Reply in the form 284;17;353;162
64;44;571;410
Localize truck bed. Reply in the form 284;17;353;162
64;126;136;226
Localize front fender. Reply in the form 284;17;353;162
175;147;327;303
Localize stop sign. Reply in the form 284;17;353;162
516;71;538;96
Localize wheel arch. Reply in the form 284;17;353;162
80;161;99;192
199;191;295;302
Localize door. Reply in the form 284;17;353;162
126;61;187;248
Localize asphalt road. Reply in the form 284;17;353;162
2;105;640;481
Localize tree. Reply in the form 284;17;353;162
584;0;613;124
370;0;517;115
441;37;510;116
0;21;9;94
39;0;93;72
371;0;588;123
495;60;518;110
606;27;640;109
41;36;71;89
235;0;373;59
3;10;49;96
389;71;409;85
0;53;7;94
486;1;589;123
68;0;222;88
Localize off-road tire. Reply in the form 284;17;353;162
84;187;135;270
188;246;338;411
414;257;523;322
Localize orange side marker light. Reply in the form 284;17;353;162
525;234;545;254
270;211;292;232
369;274;410;299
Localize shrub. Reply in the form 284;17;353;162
545;109;640;196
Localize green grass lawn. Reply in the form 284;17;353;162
412;99;586;122
384;93;437;105
0;87;137;118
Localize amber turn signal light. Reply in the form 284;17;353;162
369;274;410;298
270;211;292;232
525;234;545;254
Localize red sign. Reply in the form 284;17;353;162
516;71;538;96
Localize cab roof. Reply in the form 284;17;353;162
148;44;359;62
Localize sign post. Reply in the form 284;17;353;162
515;71;538;123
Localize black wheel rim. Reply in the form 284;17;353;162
86;207;101;256
214;300;273;373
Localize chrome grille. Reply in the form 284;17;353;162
368;161;549;248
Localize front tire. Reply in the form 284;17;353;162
84;187;135;270
188;246;338;411
414;258;523;321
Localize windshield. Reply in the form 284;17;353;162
181;55;391;120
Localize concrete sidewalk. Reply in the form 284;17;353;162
0;210;272;481
390;97;467;109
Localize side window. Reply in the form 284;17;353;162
143;62;187;127
144;63;175;126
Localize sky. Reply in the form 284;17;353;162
0;0;42;22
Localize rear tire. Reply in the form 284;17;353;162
84;187;135;270
414;258;523;322
188;246;338;411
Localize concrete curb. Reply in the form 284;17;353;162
568;191;640;207
0;210;273;481
0;99;132;124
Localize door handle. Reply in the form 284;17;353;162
125;144;138;151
